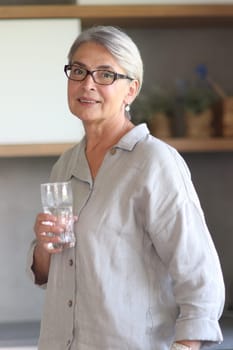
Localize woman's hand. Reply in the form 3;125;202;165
32;212;65;285
34;212;65;254
174;341;201;350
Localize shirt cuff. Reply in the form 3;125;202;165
175;318;223;346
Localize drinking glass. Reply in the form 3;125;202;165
40;181;76;249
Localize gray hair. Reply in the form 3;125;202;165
67;25;143;95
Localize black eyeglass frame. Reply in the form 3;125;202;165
64;64;133;85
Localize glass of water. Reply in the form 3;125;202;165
40;181;76;249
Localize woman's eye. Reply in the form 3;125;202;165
72;67;85;76
102;71;114;79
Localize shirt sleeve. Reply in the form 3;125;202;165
159;201;224;346
145;147;225;346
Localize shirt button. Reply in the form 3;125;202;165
67;339;71;346
69;259;73;266
68;300;73;307
110;148;116;155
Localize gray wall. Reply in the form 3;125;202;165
183;152;233;310
0;26;233;323
0;157;56;322
127;27;233;96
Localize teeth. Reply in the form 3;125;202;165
79;99;96;103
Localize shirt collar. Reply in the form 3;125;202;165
70;123;150;182
114;123;149;151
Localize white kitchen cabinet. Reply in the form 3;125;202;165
0;19;84;145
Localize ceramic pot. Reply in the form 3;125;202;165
148;112;173;138
185;108;214;138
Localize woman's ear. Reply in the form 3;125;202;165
125;79;140;105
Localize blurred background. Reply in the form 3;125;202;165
0;1;232;348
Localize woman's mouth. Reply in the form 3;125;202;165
78;98;100;104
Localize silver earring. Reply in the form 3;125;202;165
125;104;130;112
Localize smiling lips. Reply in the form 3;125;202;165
78;98;100;104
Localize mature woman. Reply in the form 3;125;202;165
28;26;225;350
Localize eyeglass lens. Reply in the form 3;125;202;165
66;65;115;85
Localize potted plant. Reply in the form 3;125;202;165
182;84;219;138
131;87;175;138
147;87;175;138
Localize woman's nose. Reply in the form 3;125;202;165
81;73;96;88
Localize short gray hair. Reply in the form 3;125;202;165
67;25;143;95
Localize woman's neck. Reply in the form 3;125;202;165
84;117;134;153
84;117;134;179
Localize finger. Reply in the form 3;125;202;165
34;213;57;233
43;242;64;254
40;224;64;235
35;219;64;241
36;212;57;224
39;229;64;244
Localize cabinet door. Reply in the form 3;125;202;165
0;19;84;145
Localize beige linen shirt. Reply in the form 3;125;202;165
27;124;225;350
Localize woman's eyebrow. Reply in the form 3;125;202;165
72;61;114;70
97;65;113;70
72;61;85;67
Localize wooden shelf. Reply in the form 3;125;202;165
165;137;233;152
0;4;233;27
0;138;232;158
0;143;76;158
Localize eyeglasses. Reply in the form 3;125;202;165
64;64;133;86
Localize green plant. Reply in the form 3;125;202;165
182;85;218;115
149;87;175;117
131;87;175;125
